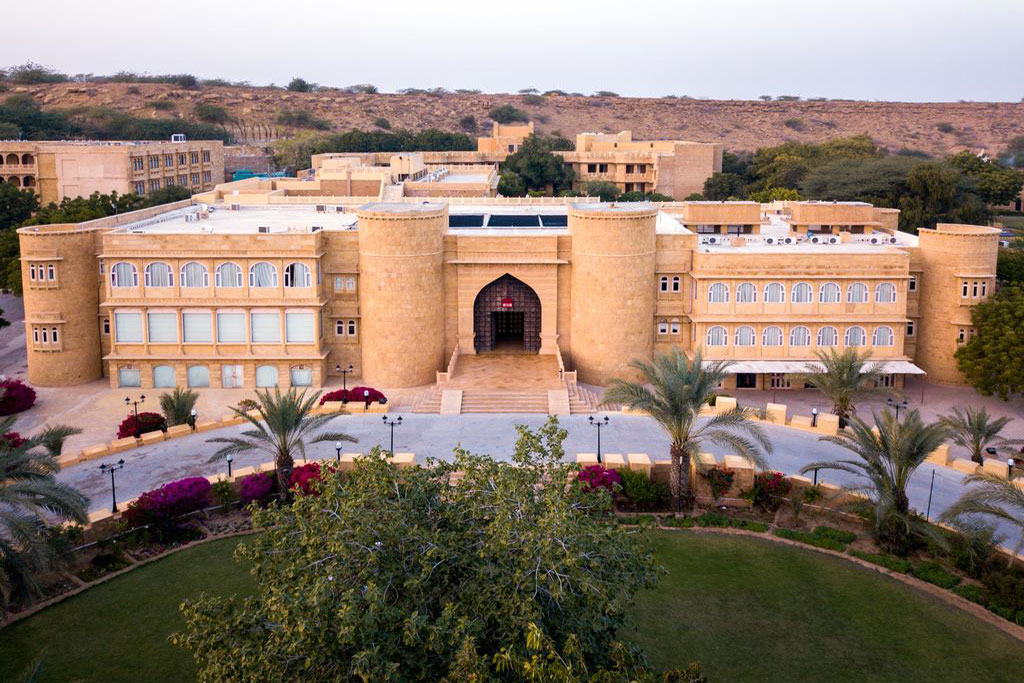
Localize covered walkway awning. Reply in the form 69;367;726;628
702;359;926;375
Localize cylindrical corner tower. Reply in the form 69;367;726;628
19;225;103;386
569;203;657;385
357;203;446;387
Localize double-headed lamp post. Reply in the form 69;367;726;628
589;415;610;464
99;459;126;512
124;395;146;438
335;364;355;391
887;397;909;420
382;415;403;455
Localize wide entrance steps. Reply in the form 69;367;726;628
460;390;550;413
569;384;601;414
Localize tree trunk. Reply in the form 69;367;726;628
670;444;693;512
276;454;294;501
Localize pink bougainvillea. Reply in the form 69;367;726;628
239;471;275;506
0;379;36;416
123;476;212;527
116;412;167;439
1;431;26;449
289;462;325;496
578;464;622;492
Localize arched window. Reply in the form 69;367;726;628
659;276;669;292
110;262;138;288
875;282;897;303
735;325;756;346
249;262;278;288
764;282;785;303
255;365;279;388
790;326;811;346
180;262;209;288
847;283;869;303
671;276;680;292
845;326;866;347
284;262;312;288
792;282;813;304
290;365;313;387
706;326;728;346
152;365;175;388
708;283;729;303
215;262;243;288
872;326;895;346
762;326;783;346
658;320;669;335
736;282;757;303
819;282;841;303
144;262;173;287
186;365;210;388
817;326;838;346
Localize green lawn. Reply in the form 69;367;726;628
2;531;1024;682
629;531;1024;682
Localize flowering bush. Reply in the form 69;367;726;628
1;430;26;449
578;464;621;492
703;467;735;501
239;471;275;506
319;388;350;404
0;378;36;416
743;471;792;511
348;386;388;404
116;411;167;439
289;462;325;495
123;476;212;528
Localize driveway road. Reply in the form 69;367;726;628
56;412;1019;548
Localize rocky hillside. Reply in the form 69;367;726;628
12;82;1024;155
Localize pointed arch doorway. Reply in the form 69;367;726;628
473;274;541;353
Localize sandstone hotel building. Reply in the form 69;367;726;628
18;187;997;410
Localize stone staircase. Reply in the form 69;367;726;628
568;384;601;414
411;386;443;413
459;390;550;413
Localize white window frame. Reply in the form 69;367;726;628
215;262;243;288
764;282;786;304
180;262;210;288
790;326;811;347
762;326;783;346
817;326;838;347
284;262;312;288
249;262;279;288
671;276;680;292
847;283;869;303
706;325;728;346
110;262;138;288
708;283;729;303
144;262;174;288
735;282;757;303
844;326;866;347
875;282;897;303
735;325;756;346
791;282;813;304
819;282;841;303
872;326;895;347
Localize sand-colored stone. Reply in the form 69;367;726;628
765;402;787;424
927;444;951;467
108;437;138;453
950;458;980;475
626;453;652;477
165;424;193;439
715;396;738;414
603;453;626;470
139;430;166;445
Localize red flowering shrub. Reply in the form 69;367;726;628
743;471;792;511
116;412;167;439
289;462;324;495
1;431;26;449
348;386;387;404
319;388;350;405
0;379;36;416
703;467;735;500
123;476;212;528
578;464;622;492
239;471;275;506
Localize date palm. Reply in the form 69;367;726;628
942;471;1024;554
795;348;890;421
159;386;199;427
801;409;949;555
207;388;357;500
1;416;87;613
938;406;1024;465
601;349;772;511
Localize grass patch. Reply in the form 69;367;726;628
848;549;911;574
912;562;963;590
812;526;857;544
773;527;847;551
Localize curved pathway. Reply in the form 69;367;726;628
56;412;1016;545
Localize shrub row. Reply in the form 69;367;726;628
848;549;912;574
772;527;847;552
911;562;963;590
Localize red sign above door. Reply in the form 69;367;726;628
500;297;514;309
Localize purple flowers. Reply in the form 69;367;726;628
0;378;36;416
124;476;212;527
578;465;622;492
239;471;275;506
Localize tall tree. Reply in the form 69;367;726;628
0;416;86;613
206;388;356;499
946;151;1024;206
702;172;746;200
795;348;890;422
801;409;949;555
601;349;771;510
0;183;39;231
175;420;696;681
939;406;1024;464
956;285;1024;400
499;134;574;195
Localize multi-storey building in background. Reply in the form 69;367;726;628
18;184;997;407
0;139;224;205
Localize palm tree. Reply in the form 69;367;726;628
939;406;1024;465
795;348;890;422
1;417;87;612
159;387;199;426
207;388;356;500
800;409;949;555
942;471;1024;554
600;349;772;511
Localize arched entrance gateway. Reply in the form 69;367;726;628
473;274;541;353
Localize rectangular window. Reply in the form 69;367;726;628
202;150;211;163
626;164;635;174
32;327;39;344
670;321;680;334
290;367;313;387
587;164;597;173
598;163;608;173
203;171;212;183
957;328;966;344
164;154;174;167
908;275;917;292
981;281;988;297
178;174;188;186
134;181;145;195
182;312;213;343
118;367;141;387
190;152;200;164
114;312;143;343
972;281;979;297
132;157;144;171
251;312;281;343
46;263;55;281
147;312;178;343
102;318;110;335
149;179;161;192
285;312;315;342
216;312;246;343
178;153;187;165
906;321;915;336
336;320;345;336
51;327;58;343
149;156;160;170
191;173;200;185
29;265;36;281
165;176;175;187
334;276;343;291
962;281;969;298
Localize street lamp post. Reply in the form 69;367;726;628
124;395;146;438
335;364;355;391
226;454;233;478
99;459;126;512
335;441;343;464
887;397;909;420
589;415;609;464
188;408;197;432
382;415;403;455
811;408;819;428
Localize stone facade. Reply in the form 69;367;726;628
18;197;999;392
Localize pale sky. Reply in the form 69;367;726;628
3;0;1022;102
